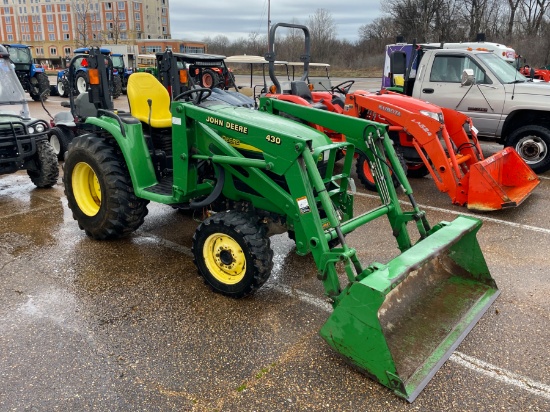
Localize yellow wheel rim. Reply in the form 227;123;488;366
72;162;101;217
203;233;246;285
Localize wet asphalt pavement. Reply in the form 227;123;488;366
0;78;549;411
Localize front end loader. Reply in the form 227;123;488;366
63;68;500;402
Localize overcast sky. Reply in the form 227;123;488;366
169;0;382;43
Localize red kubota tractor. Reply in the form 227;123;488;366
265;23;540;211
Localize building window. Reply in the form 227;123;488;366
105;2;112;10
7;34;13;41
61;14;68;22
5;16;10;24
135;22;141;31
6;25;11;33
134;2;139;10
36;47;44;55
106;12;112;20
62;23;68;31
48;24;54;32
118;12;125;20
50;47;57;55
118;1;125;10
60;4;66;11
46;4;51;12
134;13;140;21
63;33;69;40
64;47;71;55
34;34;43;41
47;15;53;22
119;22;126;30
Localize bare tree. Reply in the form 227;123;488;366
307;9;338;62
72;0;96;48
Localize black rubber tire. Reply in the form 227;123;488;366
355;154;377;191
406;162;430;178
506;125;550;173
63;134;149;240
30;72;51;101
49;126;74;160
111;75;122;99
355;153;405;192
201;69;220;89
57;77;69;98
192;211;273;298
75;71;88;95
27;140;59;188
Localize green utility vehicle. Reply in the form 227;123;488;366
0;45;58;187
62;48;499;402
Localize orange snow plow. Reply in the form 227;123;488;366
343;91;540;211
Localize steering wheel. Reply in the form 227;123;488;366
174;87;212;104
331;80;355;95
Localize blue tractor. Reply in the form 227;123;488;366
56;47;122;99
3;44;51;101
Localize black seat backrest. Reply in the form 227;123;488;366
290;81;313;102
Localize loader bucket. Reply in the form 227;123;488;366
319;216;499;402
467;147;540;211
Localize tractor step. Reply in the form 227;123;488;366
143;176;173;195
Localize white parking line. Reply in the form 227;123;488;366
354;192;550;235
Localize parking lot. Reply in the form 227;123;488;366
0;79;549;411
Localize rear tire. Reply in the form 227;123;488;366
506;125;550;173
111;75;122;99
192;211;273;298
63;134;149;240
355;153;405;192
27;141;59;188
406;162;430;178
30;72;51;101
201;69;220;89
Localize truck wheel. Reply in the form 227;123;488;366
30;72;51;101
201;69;220;89
63;134;149;240
49;127;74;160
75;72;88;95
192;211;273;298
507;125;550;173
111;75;122;99
57;78;69;98
27;141;59;188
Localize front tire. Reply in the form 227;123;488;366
27;140;59;188
506;125;550;173
63;134;149;240
57;78;69;98
192;211;273;298
75;72;88;95
49;126;74;160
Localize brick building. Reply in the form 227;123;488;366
0;0;206;68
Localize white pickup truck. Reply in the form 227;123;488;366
387;45;550;173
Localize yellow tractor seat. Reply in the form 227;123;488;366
127;72;172;128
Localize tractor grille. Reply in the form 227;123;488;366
0;122;35;161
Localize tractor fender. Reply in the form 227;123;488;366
84;116;158;191
53;111;76;127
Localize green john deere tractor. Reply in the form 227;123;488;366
63;48;499;402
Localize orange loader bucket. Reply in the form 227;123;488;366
467;147;540;211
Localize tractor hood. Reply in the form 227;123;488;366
198;103;334;149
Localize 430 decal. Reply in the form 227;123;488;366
266;135;281;145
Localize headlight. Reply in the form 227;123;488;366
420;110;444;123
35;123;45;133
28;126;35;134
